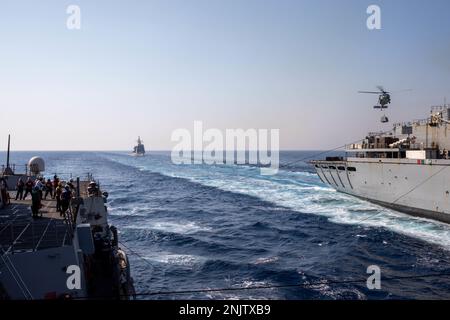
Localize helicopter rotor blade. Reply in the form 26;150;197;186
358;91;381;94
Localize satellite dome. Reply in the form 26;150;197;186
28;156;45;174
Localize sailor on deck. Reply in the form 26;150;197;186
0;178;9;207
60;185;72;217
31;186;42;218
23;177;33;199
15;178;24;200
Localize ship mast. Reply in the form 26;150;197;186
3;134;13;175
6;134;10;170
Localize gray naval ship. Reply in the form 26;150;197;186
0;137;135;300
133;136;145;156
312;101;450;224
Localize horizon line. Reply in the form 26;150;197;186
0;149;333;152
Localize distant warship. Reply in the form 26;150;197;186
133;137;145;156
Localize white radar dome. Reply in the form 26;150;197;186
28;156;45;174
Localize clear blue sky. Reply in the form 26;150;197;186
1;0;450;150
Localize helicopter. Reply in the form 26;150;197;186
358;86;411;123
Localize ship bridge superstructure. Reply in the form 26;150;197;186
345;105;450;161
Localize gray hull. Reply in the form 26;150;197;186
312;158;450;224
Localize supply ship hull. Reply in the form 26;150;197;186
312;158;450;223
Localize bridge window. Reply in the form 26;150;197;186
338;166;345;171
347;167;356;172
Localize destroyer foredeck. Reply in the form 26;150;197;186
0;168;134;299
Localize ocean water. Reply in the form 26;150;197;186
2;151;450;299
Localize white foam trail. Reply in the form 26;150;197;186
143;252;204;266
104;153;450;248
125;220;212;234
204;280;274;300
254;256;279;265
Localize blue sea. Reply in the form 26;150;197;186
2;151;450;299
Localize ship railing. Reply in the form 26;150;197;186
393;116;436;128
367;131;394;137
413;118;430;126
393;121;413;127
0;164;29;176
47;172;95;183
0;165;82;180
0;165;94;182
